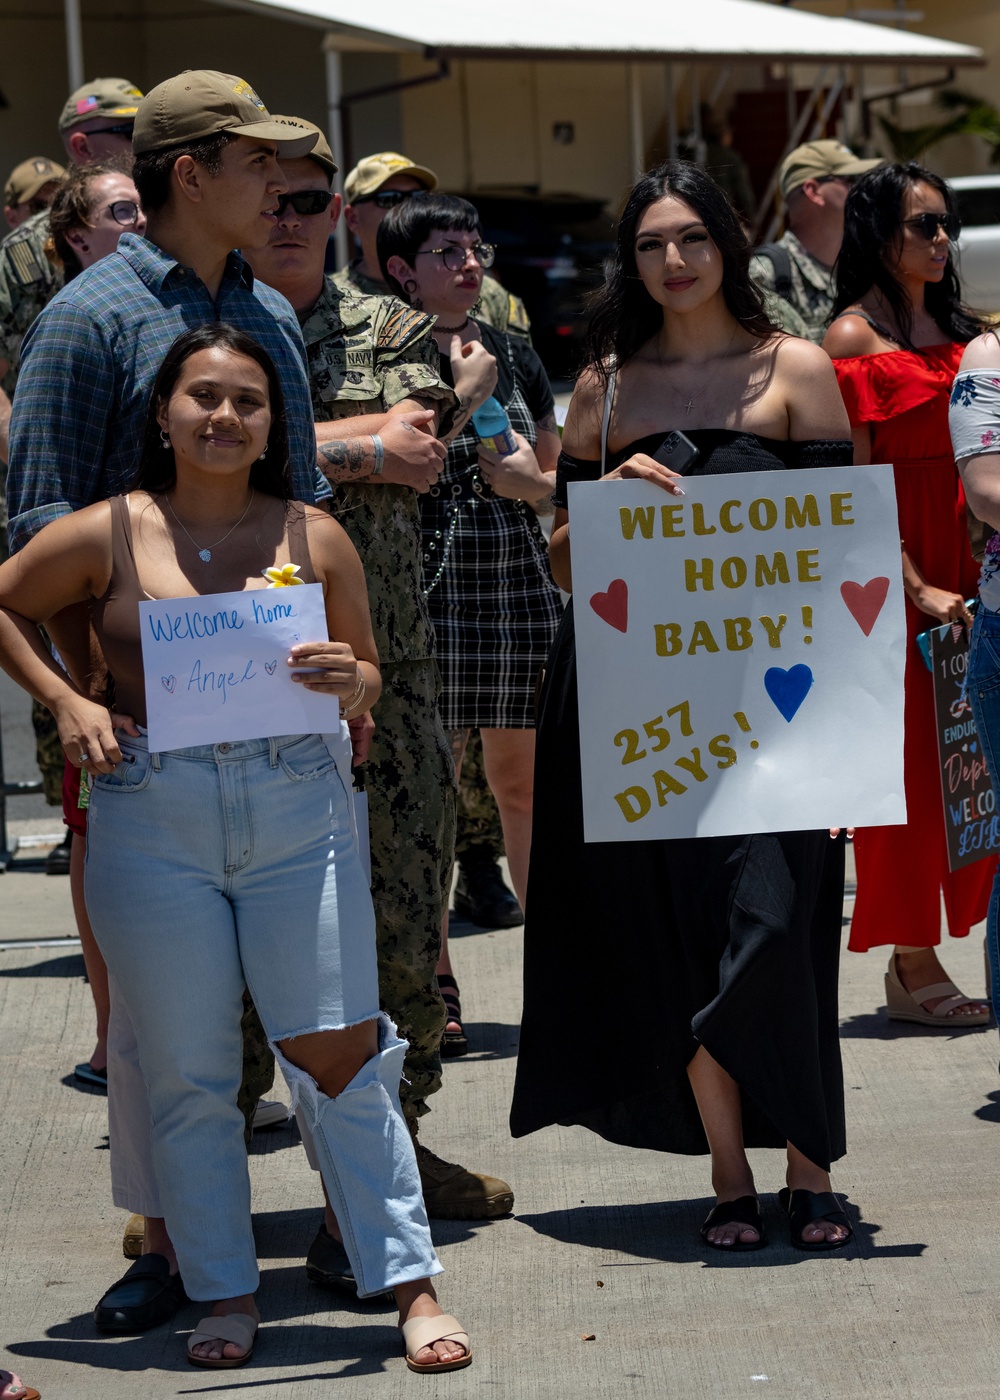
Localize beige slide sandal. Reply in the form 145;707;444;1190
187;1313;258;1369
402;1313;472;1374
885;955;990;1027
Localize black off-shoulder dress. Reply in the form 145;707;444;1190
509;431;853;1171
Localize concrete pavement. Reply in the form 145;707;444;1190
2;832;1000;1400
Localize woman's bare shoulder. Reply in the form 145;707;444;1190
822;313;885;359
959;330;1000;373
562;364;607;457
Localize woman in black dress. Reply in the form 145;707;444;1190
510;162;855;1252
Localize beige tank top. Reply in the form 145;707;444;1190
91;495;317;726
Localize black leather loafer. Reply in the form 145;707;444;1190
305;1223;393;1303
94;1254;187;1333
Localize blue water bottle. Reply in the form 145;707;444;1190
472;397;517;456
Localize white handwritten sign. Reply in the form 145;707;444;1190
569;465;907;841
140;582;339;751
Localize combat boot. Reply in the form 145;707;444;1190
411;1125;514;1220
452;850;523;929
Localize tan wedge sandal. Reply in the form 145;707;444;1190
885;954;990;1027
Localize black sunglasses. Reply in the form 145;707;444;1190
273;189;334;218
354;189;413;210
82;123;134;138
905;211;962;241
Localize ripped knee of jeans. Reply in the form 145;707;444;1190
271;1012;406;1114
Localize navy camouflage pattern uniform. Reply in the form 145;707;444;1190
337;259;526;857
304;275;459;1122
0;211;65;798
750;231;834;344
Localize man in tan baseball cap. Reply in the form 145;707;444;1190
59;77;143;165
338;151;437;297
132;71;317;158
3;156;65;230
751;138;881;342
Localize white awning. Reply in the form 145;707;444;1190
208;0;983;66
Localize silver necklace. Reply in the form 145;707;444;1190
670;326;739;414
163;490;255;563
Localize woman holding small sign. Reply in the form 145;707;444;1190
0;324;471;1374
510;162;857;1253
824;163;991;1028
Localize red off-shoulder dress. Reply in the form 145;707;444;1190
833;343;992;951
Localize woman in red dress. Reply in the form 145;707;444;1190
823;162;991;1025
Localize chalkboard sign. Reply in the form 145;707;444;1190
930;622;998;870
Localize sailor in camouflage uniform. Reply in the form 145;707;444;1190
246;120;514;1245
0;81;142;822
751;139;880;343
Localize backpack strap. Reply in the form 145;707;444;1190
755;243;793;303
600;365;617;476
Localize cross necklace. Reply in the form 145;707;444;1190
672;326;739;414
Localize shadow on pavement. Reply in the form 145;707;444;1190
444;1020;519;1061
517;1195;924;1268
839;1008;992;1040
0;952;85;979
974;1089;1000;1123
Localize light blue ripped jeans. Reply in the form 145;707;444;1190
85;731;441;1302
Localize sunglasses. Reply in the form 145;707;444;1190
414;243;496;272
905;212;961;241
82;123;135;138
354;189;413;210
273;189;334;218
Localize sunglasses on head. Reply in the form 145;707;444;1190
273;189;334;218
905;211;961;241
354;189;413;210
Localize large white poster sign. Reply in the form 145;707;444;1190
568;465;907;842
140;582;340;751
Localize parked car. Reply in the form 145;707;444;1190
948;175;1000;315
458;191;615;380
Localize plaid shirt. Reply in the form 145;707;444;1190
6;233;327;552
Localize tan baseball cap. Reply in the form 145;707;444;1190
344;151;437;203
132;71;318;158
59;78;143;133
779;139;881;202
4;156;66;208
270;117;338;179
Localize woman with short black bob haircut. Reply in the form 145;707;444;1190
510;160;858;1255
823;163;992;1025
0;321;472;1375
378;190;561;1051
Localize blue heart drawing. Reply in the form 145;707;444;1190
764;664;813;722
971;741;978;753
265;660;278;675
161;675;176;694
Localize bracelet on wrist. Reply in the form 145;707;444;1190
340;671;367;717
370;433;385;476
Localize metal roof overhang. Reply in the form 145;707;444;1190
204;0;984;67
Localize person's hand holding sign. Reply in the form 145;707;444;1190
604;452;686;495
288;639;365;699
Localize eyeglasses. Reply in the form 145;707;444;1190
815;174;855;187
414;242;496;272
94;199;142;227
273;189;334;218
354;189;413;210
81;123;134;139
905;212;962;241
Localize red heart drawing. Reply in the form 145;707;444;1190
840;577;890;637
590;578;628;633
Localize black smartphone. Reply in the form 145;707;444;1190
650;430;700;475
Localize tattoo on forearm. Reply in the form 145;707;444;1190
318;437;371;480
538;411;558;434
451;394;472;431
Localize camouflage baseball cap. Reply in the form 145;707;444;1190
59;78;143;133
779;139;880;201
132;71;318;158
4;156;66;207
344;151;437;203
270;117;338;178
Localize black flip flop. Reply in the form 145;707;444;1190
74;1062;108;1090
778;1188;853;1252
699;1195;768;1251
